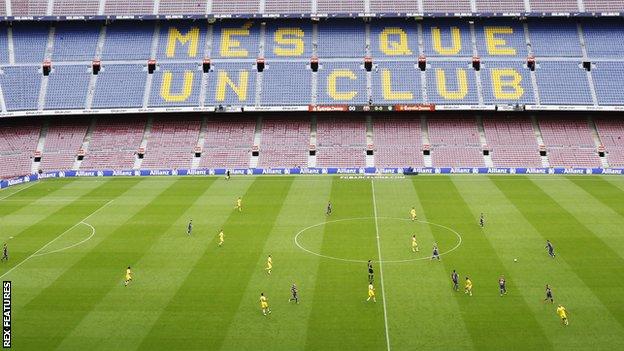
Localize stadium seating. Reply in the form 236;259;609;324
373;116;425;168
529;0;579;12
594;118;624;167
592;62;624;106
482;117;542;167
159;0;207;15
40;118;89;171
45;65;91;110
316;117;366;167
316;0;365;13
539;118;601;167
0;18;622;111
104;0;154;15
80;117;146;170
199;117;256;168
53;0;99;16
0;119;40;179
476;0;525;12
0;66;42;111
92;64;147;108
258;117;310;168
265;0;311;14
427;117;484;167
141;117;201;169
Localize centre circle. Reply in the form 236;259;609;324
294;217;462;263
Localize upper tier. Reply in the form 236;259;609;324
1;0;623;20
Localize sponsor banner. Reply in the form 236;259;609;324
2;168;624;189
0;12;620;22
394;104;435;112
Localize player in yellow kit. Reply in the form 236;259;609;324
266;255;272;275
411;235;419;252
236;197;242;212
218;229;224;247
557;305;569;326
260;292;271;315
124;266;133;286
410;207;417;221
366;283;376;302
465;276;473;296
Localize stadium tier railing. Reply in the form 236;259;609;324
1;0;623;20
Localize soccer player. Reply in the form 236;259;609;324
546;240;556;258
260;292;271;315
226;170;230;180
289;283;299;304
124;266;133;286
431;243;440;260
367;260;374;283
411;235;419;253
366;283;376;303
410;207;417;221
465;276;473;296
499;275;507;296
556;304;569;326
1;243;8;262
451;270;459;291
326;201;332;216
544;284;554;303
479;213;485;228
187;219;193;236
236;197;242;212
218;229;224;247
266;255;273;275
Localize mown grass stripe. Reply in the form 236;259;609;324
136;176;295;350
567;176;624;220
218;177;334;350
493;176;624;329
372;179;475;350
304;178;387;351
454;176;624;349
18;177;211;350
412;176;553;351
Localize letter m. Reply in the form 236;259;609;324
166;27;200;58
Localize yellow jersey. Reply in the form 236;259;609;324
410;209;417;216
557;306;567;318
219;231;224;240
125;269;132;280
368;284;375;295
412;237;417;246
465;279;473;289
237;199;242;206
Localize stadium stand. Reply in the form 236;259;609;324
0;66;42;111
53;0;99;16
482;117;542;167
423;0;472;13
316;0;366;13
92;64;147;109
40;118;89;171
265;0;311;14
199;117;255;168
80;117;146;170
373;116;425;168
476;0;526;12
592;62;624;106
427;117;484;167
0;119;40;179
527;20;582;57
159;0;207;15
258;117;310;168
529;0;579;12
12;22;49;63
261;62;311;106
539;118;602;167
211;0;259;14
369;0;419;13
595;118;624;167
101;21;154;61
315;117;366;167
142;117;201;169
104;0;154;15
535;62;593;106
582;19;624;58
44;65;91;110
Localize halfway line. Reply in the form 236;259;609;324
0;199;114;279
371;179;391;351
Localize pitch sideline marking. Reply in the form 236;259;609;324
371;179;391;351
0;199;113;279
293;217;463;263
0;182;37;201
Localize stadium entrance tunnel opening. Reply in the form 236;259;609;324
294;217;461;263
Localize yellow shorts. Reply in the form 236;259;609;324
261;302;268;309
125;275;131;281
267;264;272;269
368;291;375;297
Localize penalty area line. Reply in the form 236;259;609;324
0;199;114;279
371;179;391;351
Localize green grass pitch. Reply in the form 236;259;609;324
1;175;624;350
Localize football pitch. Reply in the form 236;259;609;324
1;175;624;350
